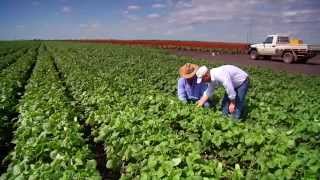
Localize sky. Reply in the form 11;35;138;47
0;0;320;44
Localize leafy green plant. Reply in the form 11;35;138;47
0;44;38;156
1;40;318;179
46;41;320;179
1;45;100;179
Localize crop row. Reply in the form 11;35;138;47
0;46;38;164
47;42;320;179
0;48;16;58
0;41;29;57
1;46;100;179
49;45;232;179
0;48;29;71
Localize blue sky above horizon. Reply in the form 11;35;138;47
1;0;320;44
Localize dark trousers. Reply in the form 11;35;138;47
221;78;249;119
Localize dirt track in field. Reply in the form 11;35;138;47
168;50;320;76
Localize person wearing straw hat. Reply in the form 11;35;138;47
178;63;213;107
195;65;249;119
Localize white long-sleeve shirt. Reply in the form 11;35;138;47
204;65;248;100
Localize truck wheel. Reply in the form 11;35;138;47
250;50;258;60
282;52;295;64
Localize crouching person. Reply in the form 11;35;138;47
177;63;213;108
196;65;249;119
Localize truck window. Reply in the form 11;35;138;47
264;37;273;44
278;36;289;43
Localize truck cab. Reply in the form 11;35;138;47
248;35;314;63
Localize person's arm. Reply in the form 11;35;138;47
197;83;214;107
229;99;236;113
197;94;209;107
177;78;188;103
219;73;236;113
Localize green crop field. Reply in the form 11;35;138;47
0;41;319;179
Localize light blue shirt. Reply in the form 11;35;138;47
177;77;208;102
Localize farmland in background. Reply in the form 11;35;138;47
69;39;249;54
0;41;319;179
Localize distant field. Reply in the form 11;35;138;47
69;39;249;54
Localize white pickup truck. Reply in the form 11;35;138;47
248;35;314;63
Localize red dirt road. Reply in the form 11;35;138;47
168;50;320;76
